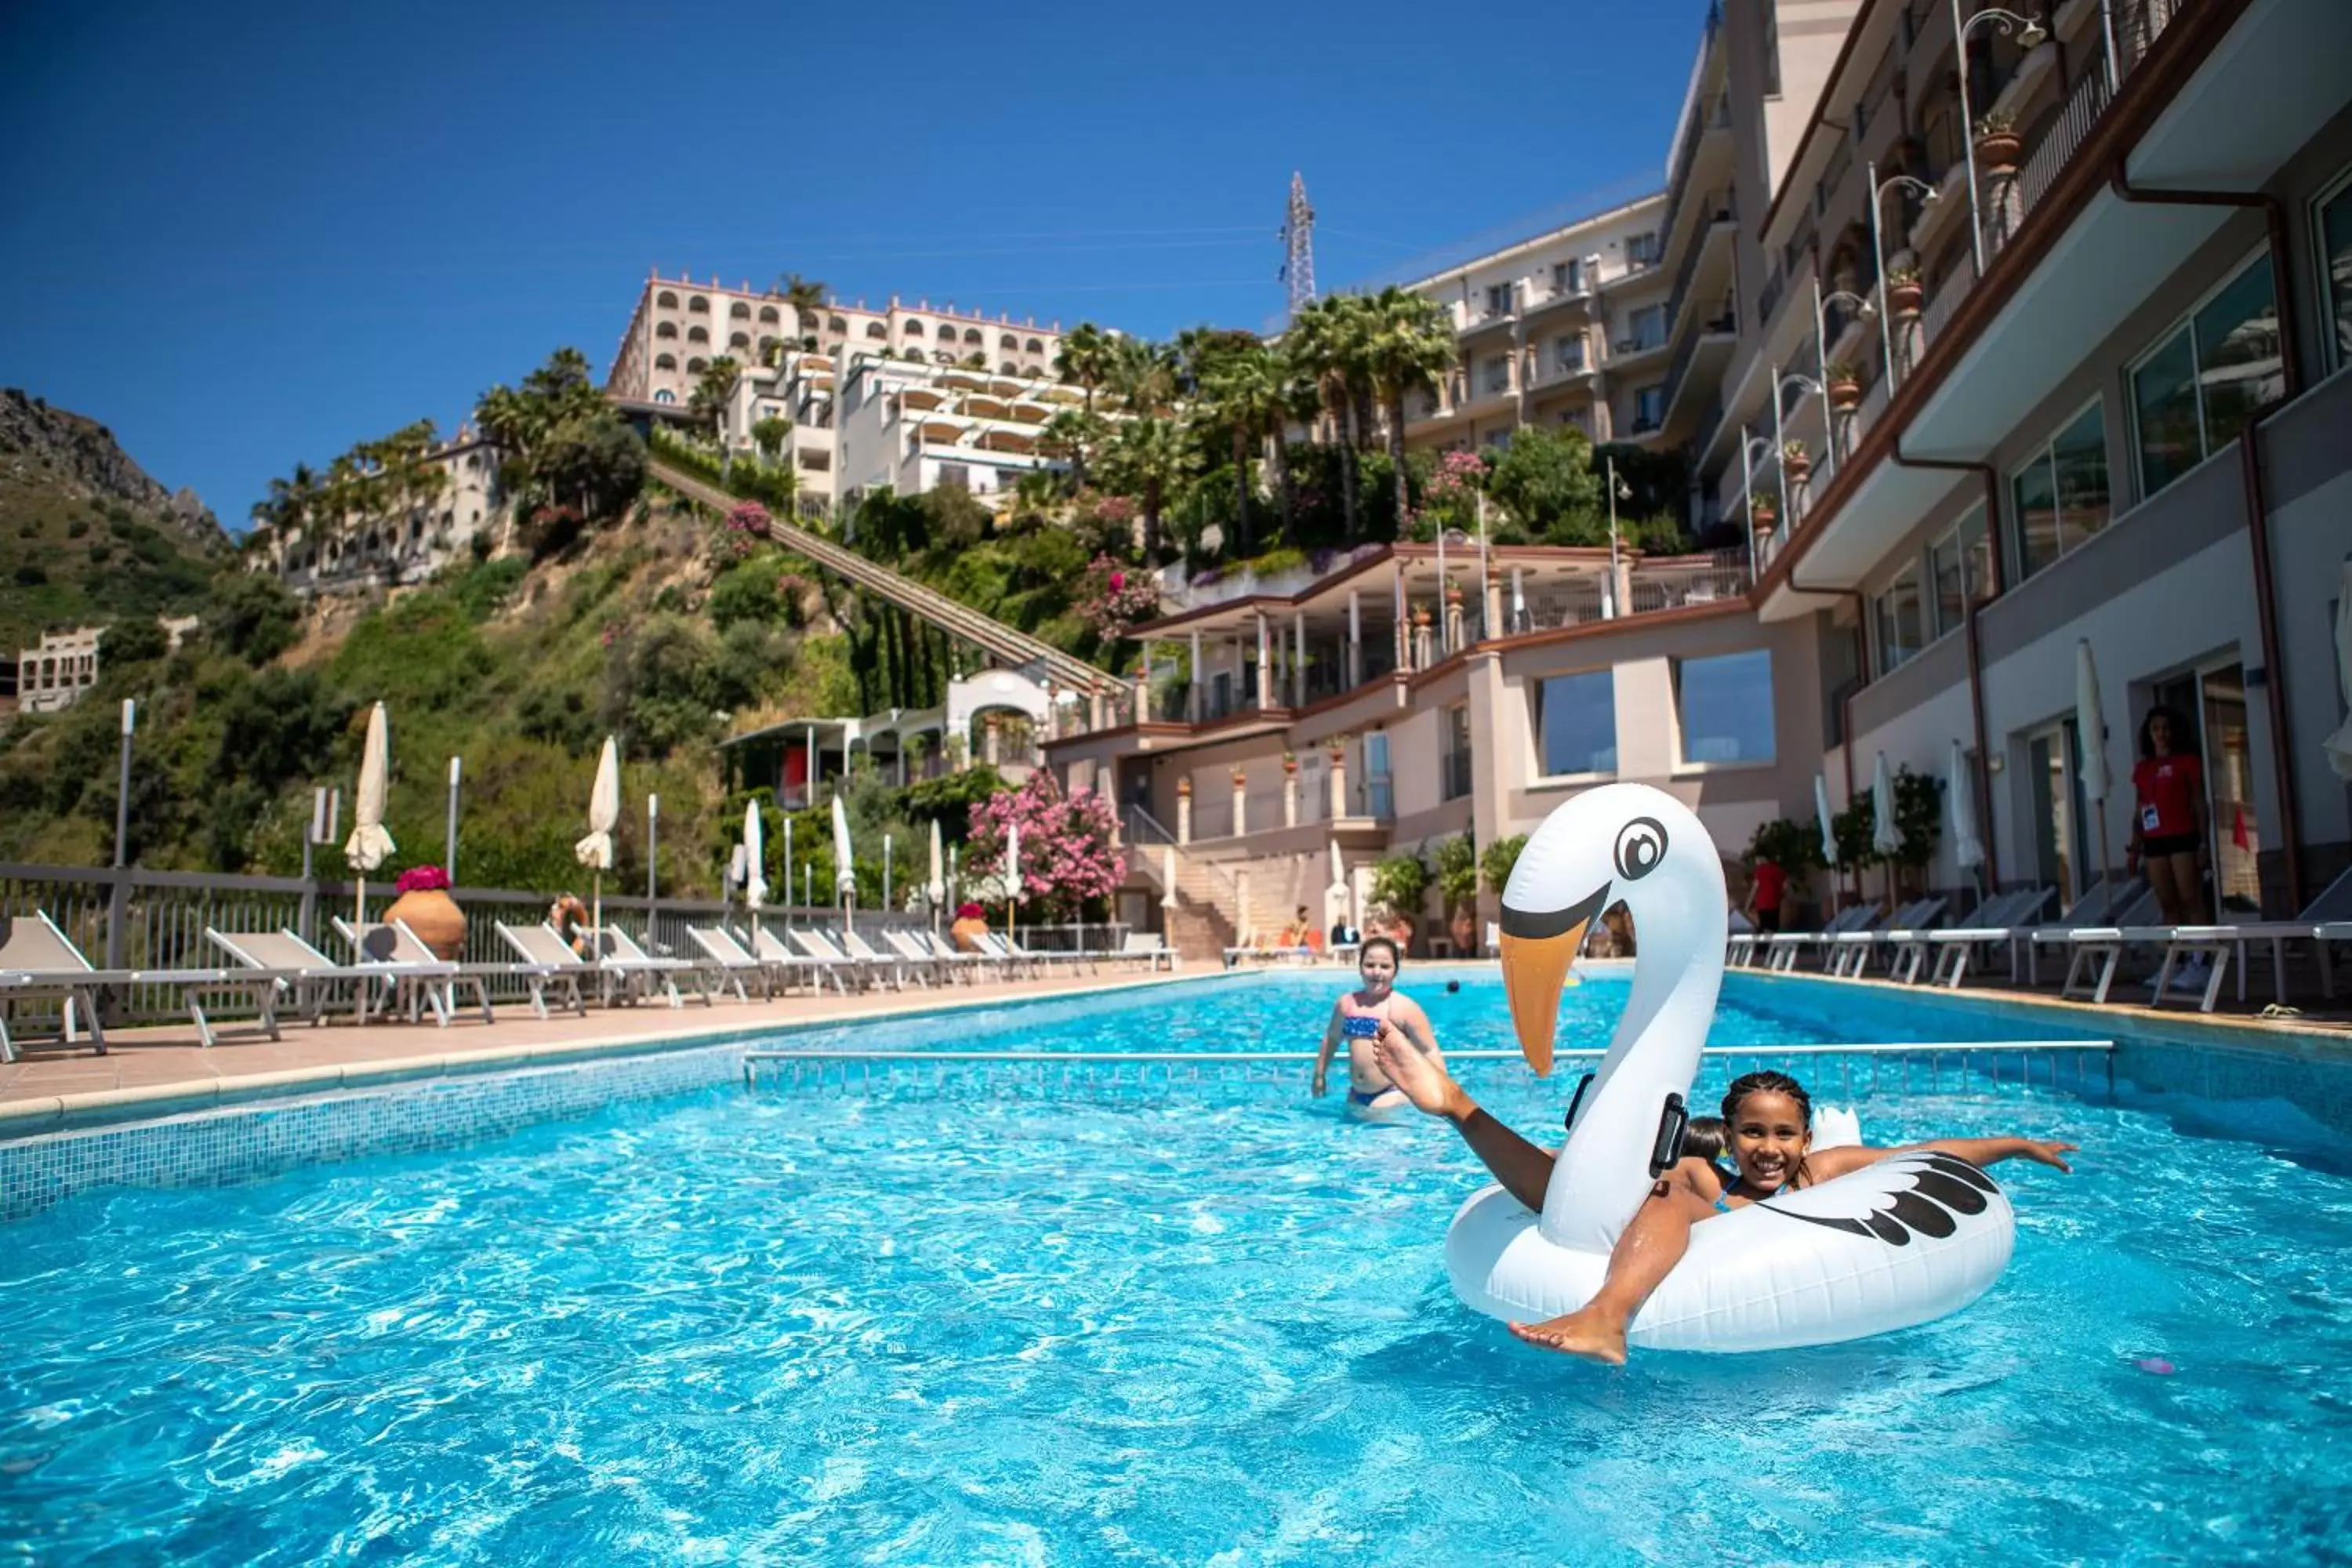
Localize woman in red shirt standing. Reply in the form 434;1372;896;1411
2126;704;2208;927
1743;854;1788;933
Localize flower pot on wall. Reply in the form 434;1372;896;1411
386;887;466;960
1828;378;1862;412
1887;281;1924;317
1975;130;2023;172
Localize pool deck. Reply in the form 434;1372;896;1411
0;968;1213;1135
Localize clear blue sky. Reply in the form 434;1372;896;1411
0;0;1709;532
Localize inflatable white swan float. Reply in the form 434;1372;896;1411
1446;783;2014;1352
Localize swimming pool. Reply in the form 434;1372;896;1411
4;973;2348;1564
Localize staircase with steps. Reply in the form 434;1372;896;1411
646;457;1109;697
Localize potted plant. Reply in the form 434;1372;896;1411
1749;492;1778;532
1327;736;1347;765
1435;833;1479;954
1282;751;1299;776
1886;265;1925;317
1367;852;1430;953
1230;765;1248;789
386;864;465;960
1974;108;2022;172
1782;439;1812;486
1479;833;1528;903
1825;361;1863;411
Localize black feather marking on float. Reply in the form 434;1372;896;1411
1500;879;1611;942
1759;1156;1995;1247
1911;1169;1989;1214
1923;1152;2000;1194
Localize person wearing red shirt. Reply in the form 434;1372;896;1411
2126;705;2208;928
1744;855;1788;934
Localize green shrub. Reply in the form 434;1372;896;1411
1479;833;1528;894
1433;832;1478;909
1370;851;1429;915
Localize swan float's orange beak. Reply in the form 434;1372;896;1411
1497;881;1610;1076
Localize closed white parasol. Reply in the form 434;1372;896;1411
345;701;396;924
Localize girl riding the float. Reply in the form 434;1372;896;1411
1370;1038;2076;1362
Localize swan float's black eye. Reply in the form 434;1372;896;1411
1614;817;1668;881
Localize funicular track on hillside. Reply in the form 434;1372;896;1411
645;458;1109;696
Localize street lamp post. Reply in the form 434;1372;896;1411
1735;429;1775;583
1951;2;2048;272
1604;452;1633;619
1867;160;1942;388
1812;275;1876;466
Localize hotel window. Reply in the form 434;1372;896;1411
1483;356;1511;394
1534;670;1617;778
1761;1;1781;96
1555;335;1586;373
2130;252;2285;500
1674;650;1775;765
1629;305;1665;349
1633;385;1664;430
1927;504;1991;640
1485;282;1513;318
1871;562;1926;675
2319;172;2352;372
1552;258;1584;295
1628;231;1660;267
1441;704;1473;800
2009;400;2109;581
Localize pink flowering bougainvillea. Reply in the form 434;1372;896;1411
1078;552;1161;640
724;501;771;559
965;771;1126;920
394;864;452;894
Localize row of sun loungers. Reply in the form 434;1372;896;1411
0;911;1176;1060
1728;865;2352;1014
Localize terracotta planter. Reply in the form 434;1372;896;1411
1784;456;1812;485
1282;757;1298;776
386;887;466;960
1974;131;2023;172
1888;281;1924;316
1828;379;1862;412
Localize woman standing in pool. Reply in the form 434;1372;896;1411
1311;937;1444;1113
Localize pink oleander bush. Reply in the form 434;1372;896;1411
1078;552;1161;639
965;771;1125;920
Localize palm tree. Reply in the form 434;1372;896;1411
1287;296;1371;543
1199;342;1287;557
687;356;741;434
1053;321;1116;415
1105;336;1178;416
1040;407;1108;490
1102;416;1196;561
1358;286;1460;539
777;272;828;336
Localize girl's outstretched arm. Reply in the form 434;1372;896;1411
1811;1138;2077;1180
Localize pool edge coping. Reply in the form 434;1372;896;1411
0;968;1243;1140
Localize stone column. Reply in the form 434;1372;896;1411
806;723;819;800
1346;590;1363;688
1414;605;1434;670
983;715;1001;766
1510;565;1526;633
1044;682;1060;740
1255;614;1272;709
1234;869;1252;940
1443;580;1465;652
1393;570;1411;673
1176;775;1193;844
1188;630;1203;722
1283;758;1300;828
1132;667;1150;724
1328;739;1348;820
1090;688;1105;731
1612;557;1635;620
1482;567;1501;645
1292;612;1306;707
1232;768;1249;837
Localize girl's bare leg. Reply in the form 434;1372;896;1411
2162;850;2206;924
1508;1164;1717;1364
2146;856;2188;927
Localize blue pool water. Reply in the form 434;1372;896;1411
4;974;2350;1565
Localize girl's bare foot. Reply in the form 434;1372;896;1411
1507;1307;1630;1364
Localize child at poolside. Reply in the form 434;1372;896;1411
1312;937;1443;1114
1371;1043;2078;1362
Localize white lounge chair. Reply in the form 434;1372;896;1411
924;928;1007;982
332;916;494;1025
1826;898;1946;978
597;924;716;1007
884;928;971;985
688;925;778;1000
745;925;850;993
1120;932;1176;972
1917;887;2054;989
837;927;916;989
1765;902;1876;972
0;909;289;1058
2044;887;2165;1004
498;920;682;1008
791;927;887;990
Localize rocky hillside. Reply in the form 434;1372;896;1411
0;390;228;648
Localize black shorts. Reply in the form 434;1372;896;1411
1753;907;1781;932
2143;832;2201;858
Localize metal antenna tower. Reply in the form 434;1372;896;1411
1278;172;1317;322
